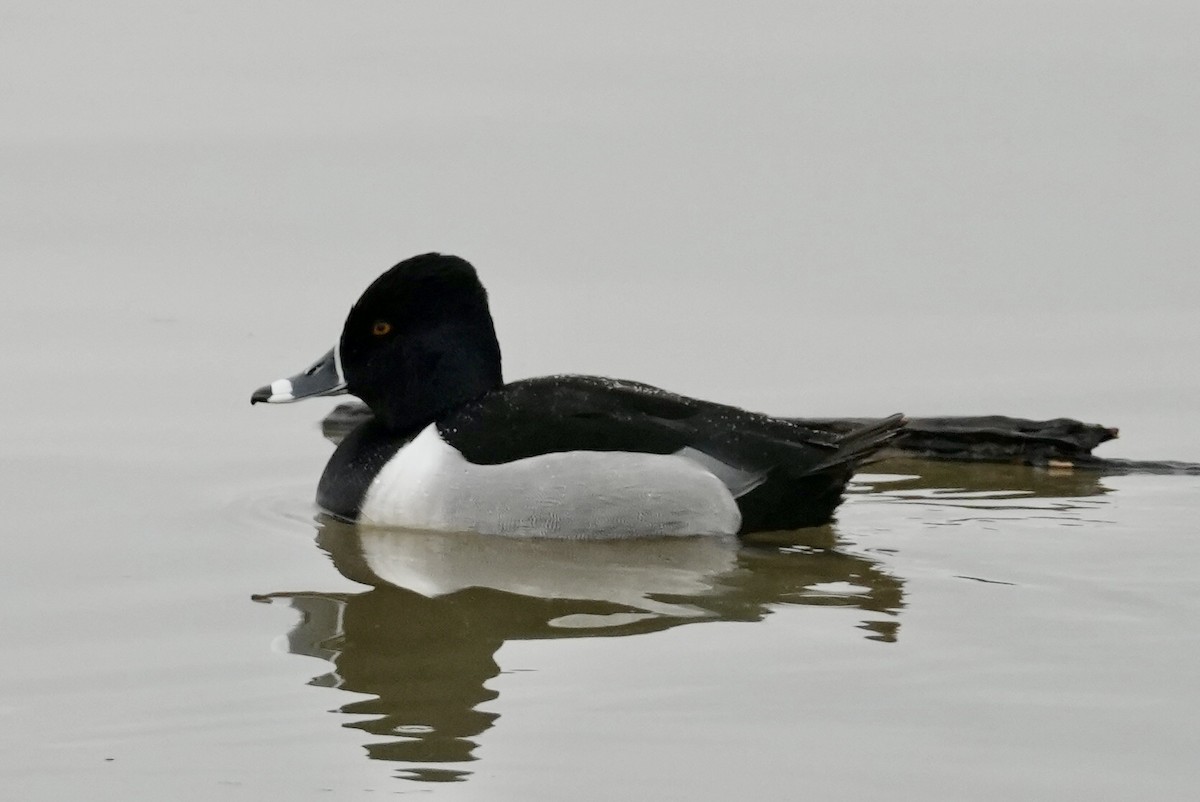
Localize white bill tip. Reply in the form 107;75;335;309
268;378;295;402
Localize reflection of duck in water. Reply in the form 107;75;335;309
255;518;904;782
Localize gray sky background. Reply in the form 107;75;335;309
3;1;1197;456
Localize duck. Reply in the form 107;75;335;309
251;253;905;537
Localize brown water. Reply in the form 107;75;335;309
3;3;1199;800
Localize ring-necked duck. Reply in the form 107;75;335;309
251;253;905;537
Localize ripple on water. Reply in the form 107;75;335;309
847;458;1115;527
221;479;318;536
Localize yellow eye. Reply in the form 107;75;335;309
372;320;392;336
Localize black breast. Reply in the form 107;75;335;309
316;419;412;519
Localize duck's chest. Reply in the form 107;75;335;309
349;424;741;537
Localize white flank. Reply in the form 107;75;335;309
359;424;742;538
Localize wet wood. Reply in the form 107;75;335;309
791;416;1199;475
795;414;1116;462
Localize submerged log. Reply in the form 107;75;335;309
319;403;1200;476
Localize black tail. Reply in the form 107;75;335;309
737;414;907;534
815;413;908;471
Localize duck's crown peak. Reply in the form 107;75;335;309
359;252;483;302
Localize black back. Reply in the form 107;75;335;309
438;375;845;469
435;374;903;533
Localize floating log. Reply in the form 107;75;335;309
319;403;1200;476
792;416;1199;475
796;414;1115;462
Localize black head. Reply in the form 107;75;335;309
339;253;503;431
